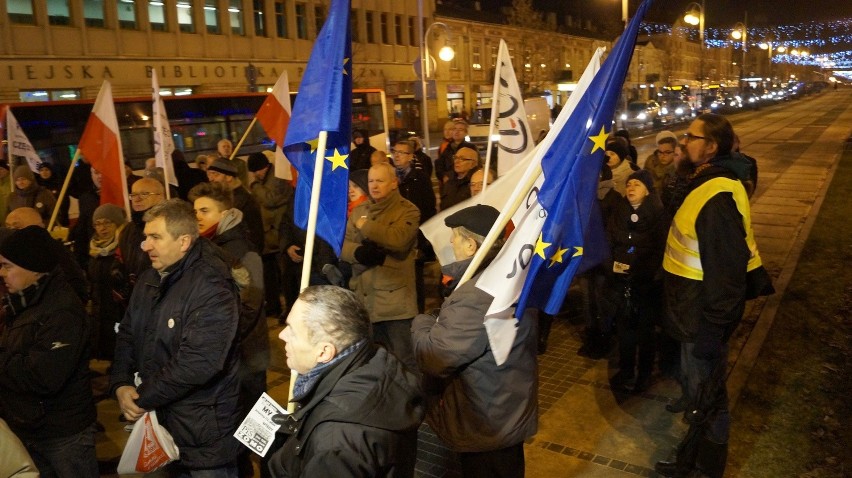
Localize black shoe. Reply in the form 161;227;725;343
655;460;691;477
666;396;688;413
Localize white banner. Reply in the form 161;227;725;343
5;109;42;173
152;70;178;187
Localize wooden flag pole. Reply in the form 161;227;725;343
47;149;82;232
229;117;259;161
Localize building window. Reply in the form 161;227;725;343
394;15;402;44
365;11;374;43
274;0;287;38
295;2;307;39
148;0;166;31
20;89;82;102
472;46;482;70
8;0;35;24
380;13;388;44
408;17;415;46
491;45;498;69
314;5;324;35
350;9;359;42
117;0;138;29
204;0;219;33
158;86;194;96
177;1;194;33
48;0;71;26
229;0;244;35
253;0;265;36
83;0;105;27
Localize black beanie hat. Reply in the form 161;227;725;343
0;225;59;273
348;169;370;195
627;169;655;193
605;141;630;163
247;152;270;172
208;158;238;177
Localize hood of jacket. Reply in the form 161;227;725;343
708;152;753;183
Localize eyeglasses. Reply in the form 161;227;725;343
453;156;476;162
657;149;675;155
93;220;115;227
129;192;161;199
391;150;412;155
683;132;706;142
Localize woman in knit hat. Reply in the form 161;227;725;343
604;139;639;197
601;168;667;393
7;165;57;222
0;226;99;477
87;204;128;361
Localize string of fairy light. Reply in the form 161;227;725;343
638;18;851;70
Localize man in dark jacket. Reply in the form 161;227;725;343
656;114;769;478
0;226;98;477
440;146;481;210
110;199;242;476
349;129;377;171
412;205;538;478
269;285;424;477
208;157;265;253
435;120;476;188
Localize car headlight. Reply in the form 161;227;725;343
637;113;646;120
661;107;669;115
675;107;684;115
620;113;627;120
729;100;737;107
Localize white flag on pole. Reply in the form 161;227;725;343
152;70;178;187
486;39;536;178
5;108;43;172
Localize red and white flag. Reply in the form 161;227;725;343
152;70;178;189
255;71;293;180
78;81;130;213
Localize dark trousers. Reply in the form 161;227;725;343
262;253;282;316
373;319;417;373
458;443;525;478
24;423;99;478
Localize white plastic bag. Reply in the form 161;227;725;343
117;411;180;474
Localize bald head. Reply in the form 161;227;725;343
367;163;398;202
131;177;166;212
6;207;44;229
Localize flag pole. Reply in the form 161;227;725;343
456;160;542;289
47;149;82;232
228;117;259;161
481;40;506;196
286;129;329;413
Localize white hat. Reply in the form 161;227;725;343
656;131;678;145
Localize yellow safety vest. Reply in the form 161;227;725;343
663;177;762;280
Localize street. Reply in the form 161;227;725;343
91;87;852;477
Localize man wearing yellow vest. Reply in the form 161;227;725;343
656;114;770;478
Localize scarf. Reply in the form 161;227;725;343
89;224;125;258
292;339;367;402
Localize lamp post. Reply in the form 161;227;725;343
759;40;785;83
417;0;454;159
731;14;747;94
683;0;705;108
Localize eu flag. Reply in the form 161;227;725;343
516;0;653;315
283;0;351;255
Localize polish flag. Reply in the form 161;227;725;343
78;80;130;213
255;71;294;181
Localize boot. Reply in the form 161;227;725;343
654;459;692;477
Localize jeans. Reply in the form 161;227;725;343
24;423;99;478
680;342;730;444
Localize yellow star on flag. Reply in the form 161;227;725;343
589;126;609;154
306;138;320;153
573;246;584;258
325;148;349;171
548;247;569;267
533;233;552;259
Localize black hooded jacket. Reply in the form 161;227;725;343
268;342;424;477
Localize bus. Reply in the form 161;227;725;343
2;88;389;171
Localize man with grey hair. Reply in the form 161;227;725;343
110;199;242;477
268;285;423;477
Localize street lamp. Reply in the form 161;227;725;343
759;40;785;81
417;3;454;160
731;15;747;93
683;1;705;107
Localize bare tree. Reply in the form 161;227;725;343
507;0;549;31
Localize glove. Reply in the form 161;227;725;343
354;242;387;267
692;321;726;360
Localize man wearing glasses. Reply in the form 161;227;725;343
440;146;480;210
644;131;679;192
435;120;476;188
117;178;165;287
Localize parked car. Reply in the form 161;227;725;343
620;100;662;128
661;100;695;122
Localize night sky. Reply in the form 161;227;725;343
476;0;852;27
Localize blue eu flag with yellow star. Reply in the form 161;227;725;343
516;0;653;315
283;0;351;255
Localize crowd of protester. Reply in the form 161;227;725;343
0;114;768;478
